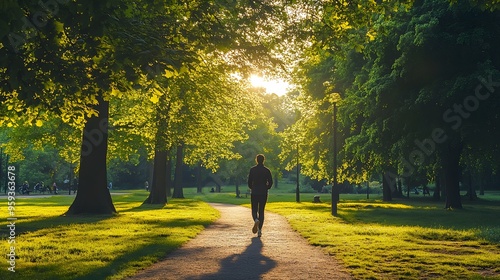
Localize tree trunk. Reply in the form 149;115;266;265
143;150;167;205
166;148;172;197
235;179;241;197
479;176;485;196
433;170;442;200
382;171;393;202
466;170;477;201
66;97;116;215
397;178;403;197
172;144;184;198
444;142;463;209
196;162;203;193
274;171;279;189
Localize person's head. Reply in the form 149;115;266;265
255;154;265;165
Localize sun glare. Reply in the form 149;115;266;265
250;74;290;96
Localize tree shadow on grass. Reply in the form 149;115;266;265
2;199;211;238
73;217;216;280
73;243;178;280
1;215;114;237
118;203;166;212
2;216;215;280
120;199;203;213
300;200;500;244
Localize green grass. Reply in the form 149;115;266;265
1;186;499;279
193;186;500;279
0;191;219;280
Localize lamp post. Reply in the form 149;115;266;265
296;141;300;203
366;181;370;199
324;82;341;216
324;87;341;216
68;163;73;195
331;101;338;216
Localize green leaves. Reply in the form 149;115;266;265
286;0;500;186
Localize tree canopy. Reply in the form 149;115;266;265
1;0;500;214
285;0;500;208
1;0;294;212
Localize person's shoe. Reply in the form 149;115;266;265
258;229;262;237
252;219;259;234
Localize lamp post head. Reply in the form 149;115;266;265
322;81;341;104
329;92;342;104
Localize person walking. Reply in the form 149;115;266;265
52;182;58;194
247;154;273;237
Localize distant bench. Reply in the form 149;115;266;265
236;190;251;198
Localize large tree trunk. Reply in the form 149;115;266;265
172;144;184;198
166;148;172;197
466;170;477;201
143;149;168;205
397;178;403;197
382;170;394;202
144;99;171;204
444;142;463;209
433;170;442;200
479;176;485;196
66;98;116;215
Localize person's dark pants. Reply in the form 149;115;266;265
251;194;268;230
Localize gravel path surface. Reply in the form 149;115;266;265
129;203;352;280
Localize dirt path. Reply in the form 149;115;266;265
129;203;352;280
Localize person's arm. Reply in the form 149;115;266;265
247;169;253;189
267;169;273;189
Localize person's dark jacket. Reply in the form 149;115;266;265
247;163;273;195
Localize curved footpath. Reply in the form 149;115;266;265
129;203;352;280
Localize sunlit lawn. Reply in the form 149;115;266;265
0;191;219;280
194;185;500;279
